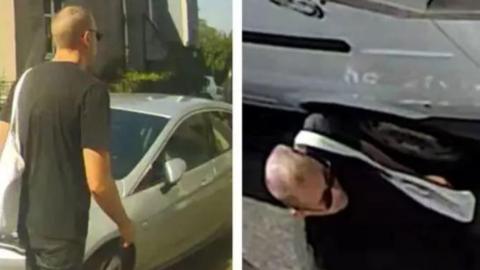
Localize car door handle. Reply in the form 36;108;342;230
141;221;149;229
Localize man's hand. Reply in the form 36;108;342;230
119;219;135;248
425;175;452;188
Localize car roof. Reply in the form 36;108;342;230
110;93;231;118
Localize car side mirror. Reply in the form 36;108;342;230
165;158;187;184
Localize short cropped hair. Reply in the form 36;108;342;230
51;6;94;49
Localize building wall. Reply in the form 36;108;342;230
167;0;183;44
145;1;168;62
0;0;199;85
185;0;199;47
0;0;17;82
125;0;147;71
166;0;198;47
144;0;201;96
2;0;125;83
13;0;46;77
151;0;182;44
125;0;199;70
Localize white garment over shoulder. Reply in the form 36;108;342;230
295;130;476;223
0;69;32;234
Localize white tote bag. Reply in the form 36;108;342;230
0;69;31;234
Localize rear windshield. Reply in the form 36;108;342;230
111;109;169;179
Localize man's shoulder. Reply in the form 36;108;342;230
34;62;103;85
85;77;108;91
71;68;106;91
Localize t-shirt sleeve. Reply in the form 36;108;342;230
0;81;18;123
81;83;111;150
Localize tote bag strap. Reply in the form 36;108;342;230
10;68;32;148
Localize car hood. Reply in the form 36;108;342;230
243;0;480;121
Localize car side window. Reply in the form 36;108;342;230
135;112;215;193
134;152;168;193
163;113;213;170
209;111;232;155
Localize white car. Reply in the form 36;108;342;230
0;94;232;270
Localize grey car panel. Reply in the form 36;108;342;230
243;0;480;120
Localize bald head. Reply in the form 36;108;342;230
265;144;349;217
265;145;320;204
51;6;94;50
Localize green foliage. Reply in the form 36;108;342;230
0;73;9;106
111;70;174;93
198;19;232;84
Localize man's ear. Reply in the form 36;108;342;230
81;31;91;47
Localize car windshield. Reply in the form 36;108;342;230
111;109;169;179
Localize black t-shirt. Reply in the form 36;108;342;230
306;148;476;270
1;62;110;241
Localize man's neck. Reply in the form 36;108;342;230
52;49;86;71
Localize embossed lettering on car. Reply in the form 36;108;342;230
270;0;325;18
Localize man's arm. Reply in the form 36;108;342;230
81;84;133;247
83;148;134;247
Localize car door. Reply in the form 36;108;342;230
105;109;175;270
204;110;233;231
123;166;182;270
164;110;234;248
140;112;217;269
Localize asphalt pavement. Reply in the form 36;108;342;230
243;197;317;270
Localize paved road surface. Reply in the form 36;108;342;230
243;197;316;270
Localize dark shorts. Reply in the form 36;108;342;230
24;235;86;270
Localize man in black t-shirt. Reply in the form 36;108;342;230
0;6;134;270
265;114;480;270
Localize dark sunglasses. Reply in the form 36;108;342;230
88;29;103;41
320;161;335;210
291;148;335;211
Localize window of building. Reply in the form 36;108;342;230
44;0;64;59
